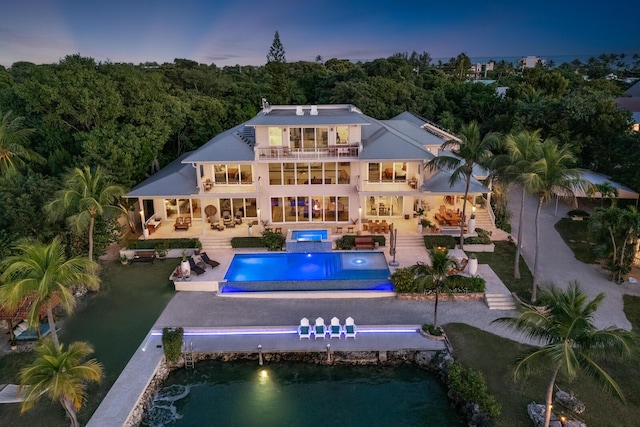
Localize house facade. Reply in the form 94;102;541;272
127;104;490;235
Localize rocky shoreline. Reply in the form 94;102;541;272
127;349;493;427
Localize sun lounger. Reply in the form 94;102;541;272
329;317;342;339
200;252;220;268
298;317;311;339
188;257;205;275
314;317;327;339
344;317;357;339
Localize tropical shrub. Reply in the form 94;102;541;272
261;228;285;251
568;209;590;218
422;324;443;336
447;361;501;419
390;267;421;293
445;274;486;293
162;327;184;364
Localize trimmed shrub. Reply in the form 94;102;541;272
447;361;501;420
335;235;385;250
162;327;184;364
126;238;200;250
464;228;492;245
423;235;456;249
231;237;265;248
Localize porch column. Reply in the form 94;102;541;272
139;198;149;239
200;199;206;234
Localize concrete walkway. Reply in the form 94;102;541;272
508;186;640;330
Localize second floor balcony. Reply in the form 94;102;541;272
258;144;360;160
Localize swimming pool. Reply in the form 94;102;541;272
224;252;390;282
290;229;328;241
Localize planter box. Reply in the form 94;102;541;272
458;243;495;252
119;248;198;260
396;292;484;301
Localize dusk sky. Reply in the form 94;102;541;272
2;0;638;67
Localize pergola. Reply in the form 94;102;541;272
0;294;60;342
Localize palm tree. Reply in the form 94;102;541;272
47;166;125;261
520;140;582;301
19;338;103;427
409;248;457;327
0;110;45;176
497;129;543;279
0;237;99;346
587;182;619;207
426;121;499;250
493;283;634;427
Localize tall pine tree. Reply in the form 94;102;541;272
266;31;288;103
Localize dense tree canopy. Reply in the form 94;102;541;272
0;50;637;257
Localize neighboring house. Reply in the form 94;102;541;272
127;104;490;235
615;80;640;132
519;55;545;69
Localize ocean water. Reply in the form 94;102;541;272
141;360;465;427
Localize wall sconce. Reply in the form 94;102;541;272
283;128;287;132
330;127;334;131
472;205;476;213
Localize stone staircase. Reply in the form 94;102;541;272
393;234;425;248
484;292;517;310
199;235;232;251
472;209;493;230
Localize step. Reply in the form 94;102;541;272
484;293;517;310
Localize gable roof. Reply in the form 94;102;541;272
422;169;489;194
127;152;197;197
615;97;640;113
573;169;639;200
625;80;640;97
245;104;370;127
359;115;434;160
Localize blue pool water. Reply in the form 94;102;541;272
290;229;328;241
224;252;390;282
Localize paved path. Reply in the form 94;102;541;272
508;186;640;330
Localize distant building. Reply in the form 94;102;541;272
615;81;640;132
470;61;494;79
519;56;545;69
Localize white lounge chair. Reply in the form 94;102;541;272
344;317;357;339
314;317;327;339
329;317;342;339
298;317;311;339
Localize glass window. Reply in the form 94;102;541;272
338;162;350;184
268;127;283;146
283;163;295;185
232;198;244;218
296;163;309;185
269;163;282;185
285;197;297;222
245;198;257;217
337;196;349;221
271;197;284;223
324;162;336;184
303;128;315;149
228;165;240;183
214;164;227;183
311;198;323;222
382;162;394;181
336;126;349;144
165;199;178;218
317;128;328;148
240;164;252;183
290;128;302;148
368;163;380;182
310;162;322;184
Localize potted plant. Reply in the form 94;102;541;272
248;221;254;237
194;240;202;255
420;218;432;233
416;208;425;233
467;253;478;275
180;251;191;277
468;212;476;232
119;255;129;265
155;241;170;260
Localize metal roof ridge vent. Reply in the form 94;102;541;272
310;105;318;115
296;106;304;116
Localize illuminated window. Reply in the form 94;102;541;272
268;127;283;146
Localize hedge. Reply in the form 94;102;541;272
162;327;184;364
125;238;200;250
231;237;267;248
335;235;386;250
423;235;456;250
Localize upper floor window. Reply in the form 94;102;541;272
289;127;329;149
336;126;349;144
368;162;407;182
269;127;283;146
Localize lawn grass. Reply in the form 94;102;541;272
554;218;597;264
468;240;534;301
445;295;640;427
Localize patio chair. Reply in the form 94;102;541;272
188;256;205;275
344;317;357;339
329;317;342;339
174;217;189;231
200;252;220;269
298;317;311;339
314;317;327;339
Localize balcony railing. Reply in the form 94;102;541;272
257;145;360;160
